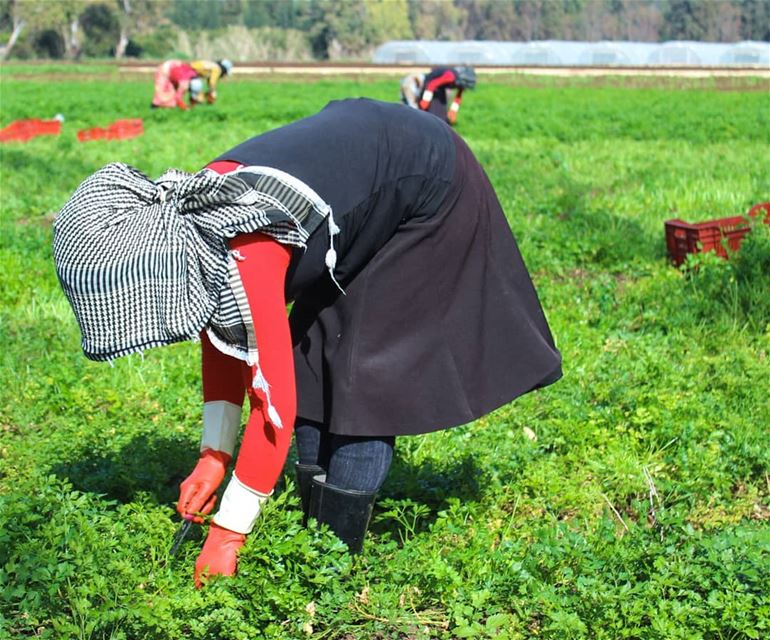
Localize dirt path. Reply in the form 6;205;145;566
114;62;769;91
118;61;770;79
3;61;767;90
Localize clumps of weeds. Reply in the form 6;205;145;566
0;474;353;640
625;218;770;334
680;217;770;331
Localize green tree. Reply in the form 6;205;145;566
681;0;743;41
169;0;222;29
614;0;663;41
661;0;714;41
244;0;272;26
407;0;466;40
0;0;27;59
220;0;243;25
460;0;521;40
12;0;96;58
363;0;412;46
304;0;365;59
81;2;119;56
33;28;65;57
537;0;584;40
114;0;171;58
739;0;770;40
305;0;411;59
270;0;303;28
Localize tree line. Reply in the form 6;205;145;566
1;0;768;62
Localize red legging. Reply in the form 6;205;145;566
201;160;296;495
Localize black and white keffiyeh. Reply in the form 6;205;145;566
54;162;338;427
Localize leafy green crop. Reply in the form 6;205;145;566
1;68;768;639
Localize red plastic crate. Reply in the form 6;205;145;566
106;118;144;140
665;202;770;266
0;118;62;143
76;126;107;142
77;118;144;143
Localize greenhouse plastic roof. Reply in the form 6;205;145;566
372;40;770;66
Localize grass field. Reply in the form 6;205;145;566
1;64;769;640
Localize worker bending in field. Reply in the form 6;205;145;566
401;65;476;125
53;98;561;588
190;59;233;105
151;59;202;110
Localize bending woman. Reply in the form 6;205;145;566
53;98;561;586
151;59;201;110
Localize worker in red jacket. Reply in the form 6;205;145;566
417;65;477;125
151;59;201;110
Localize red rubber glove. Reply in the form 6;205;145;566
177;449;231;523
419;98;430;110
176;98;188;110
194;523;245;588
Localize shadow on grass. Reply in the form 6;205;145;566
532;207;663;270
508;161;667;272
367;451;490;539
49;430;489;545
50;432;197;506
383;451;487;505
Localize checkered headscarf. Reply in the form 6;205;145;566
54;162;333;423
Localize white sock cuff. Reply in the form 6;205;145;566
200;401;242;456
212;473;271;534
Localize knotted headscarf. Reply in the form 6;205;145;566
54;162;335;424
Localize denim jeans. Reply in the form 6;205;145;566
295;419;394;492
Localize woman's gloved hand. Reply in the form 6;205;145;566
177;449;231;523
194;522;245;588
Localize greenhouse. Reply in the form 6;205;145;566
372;40;770;67
720;40;770;65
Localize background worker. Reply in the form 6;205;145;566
190;59;233;104
418;65;477;125
151;59;199;110
53;98;561;588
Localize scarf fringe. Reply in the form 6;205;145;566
325;209;345;294
205;328;283;429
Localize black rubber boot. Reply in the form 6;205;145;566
295;463;325;522
308;474;376;554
